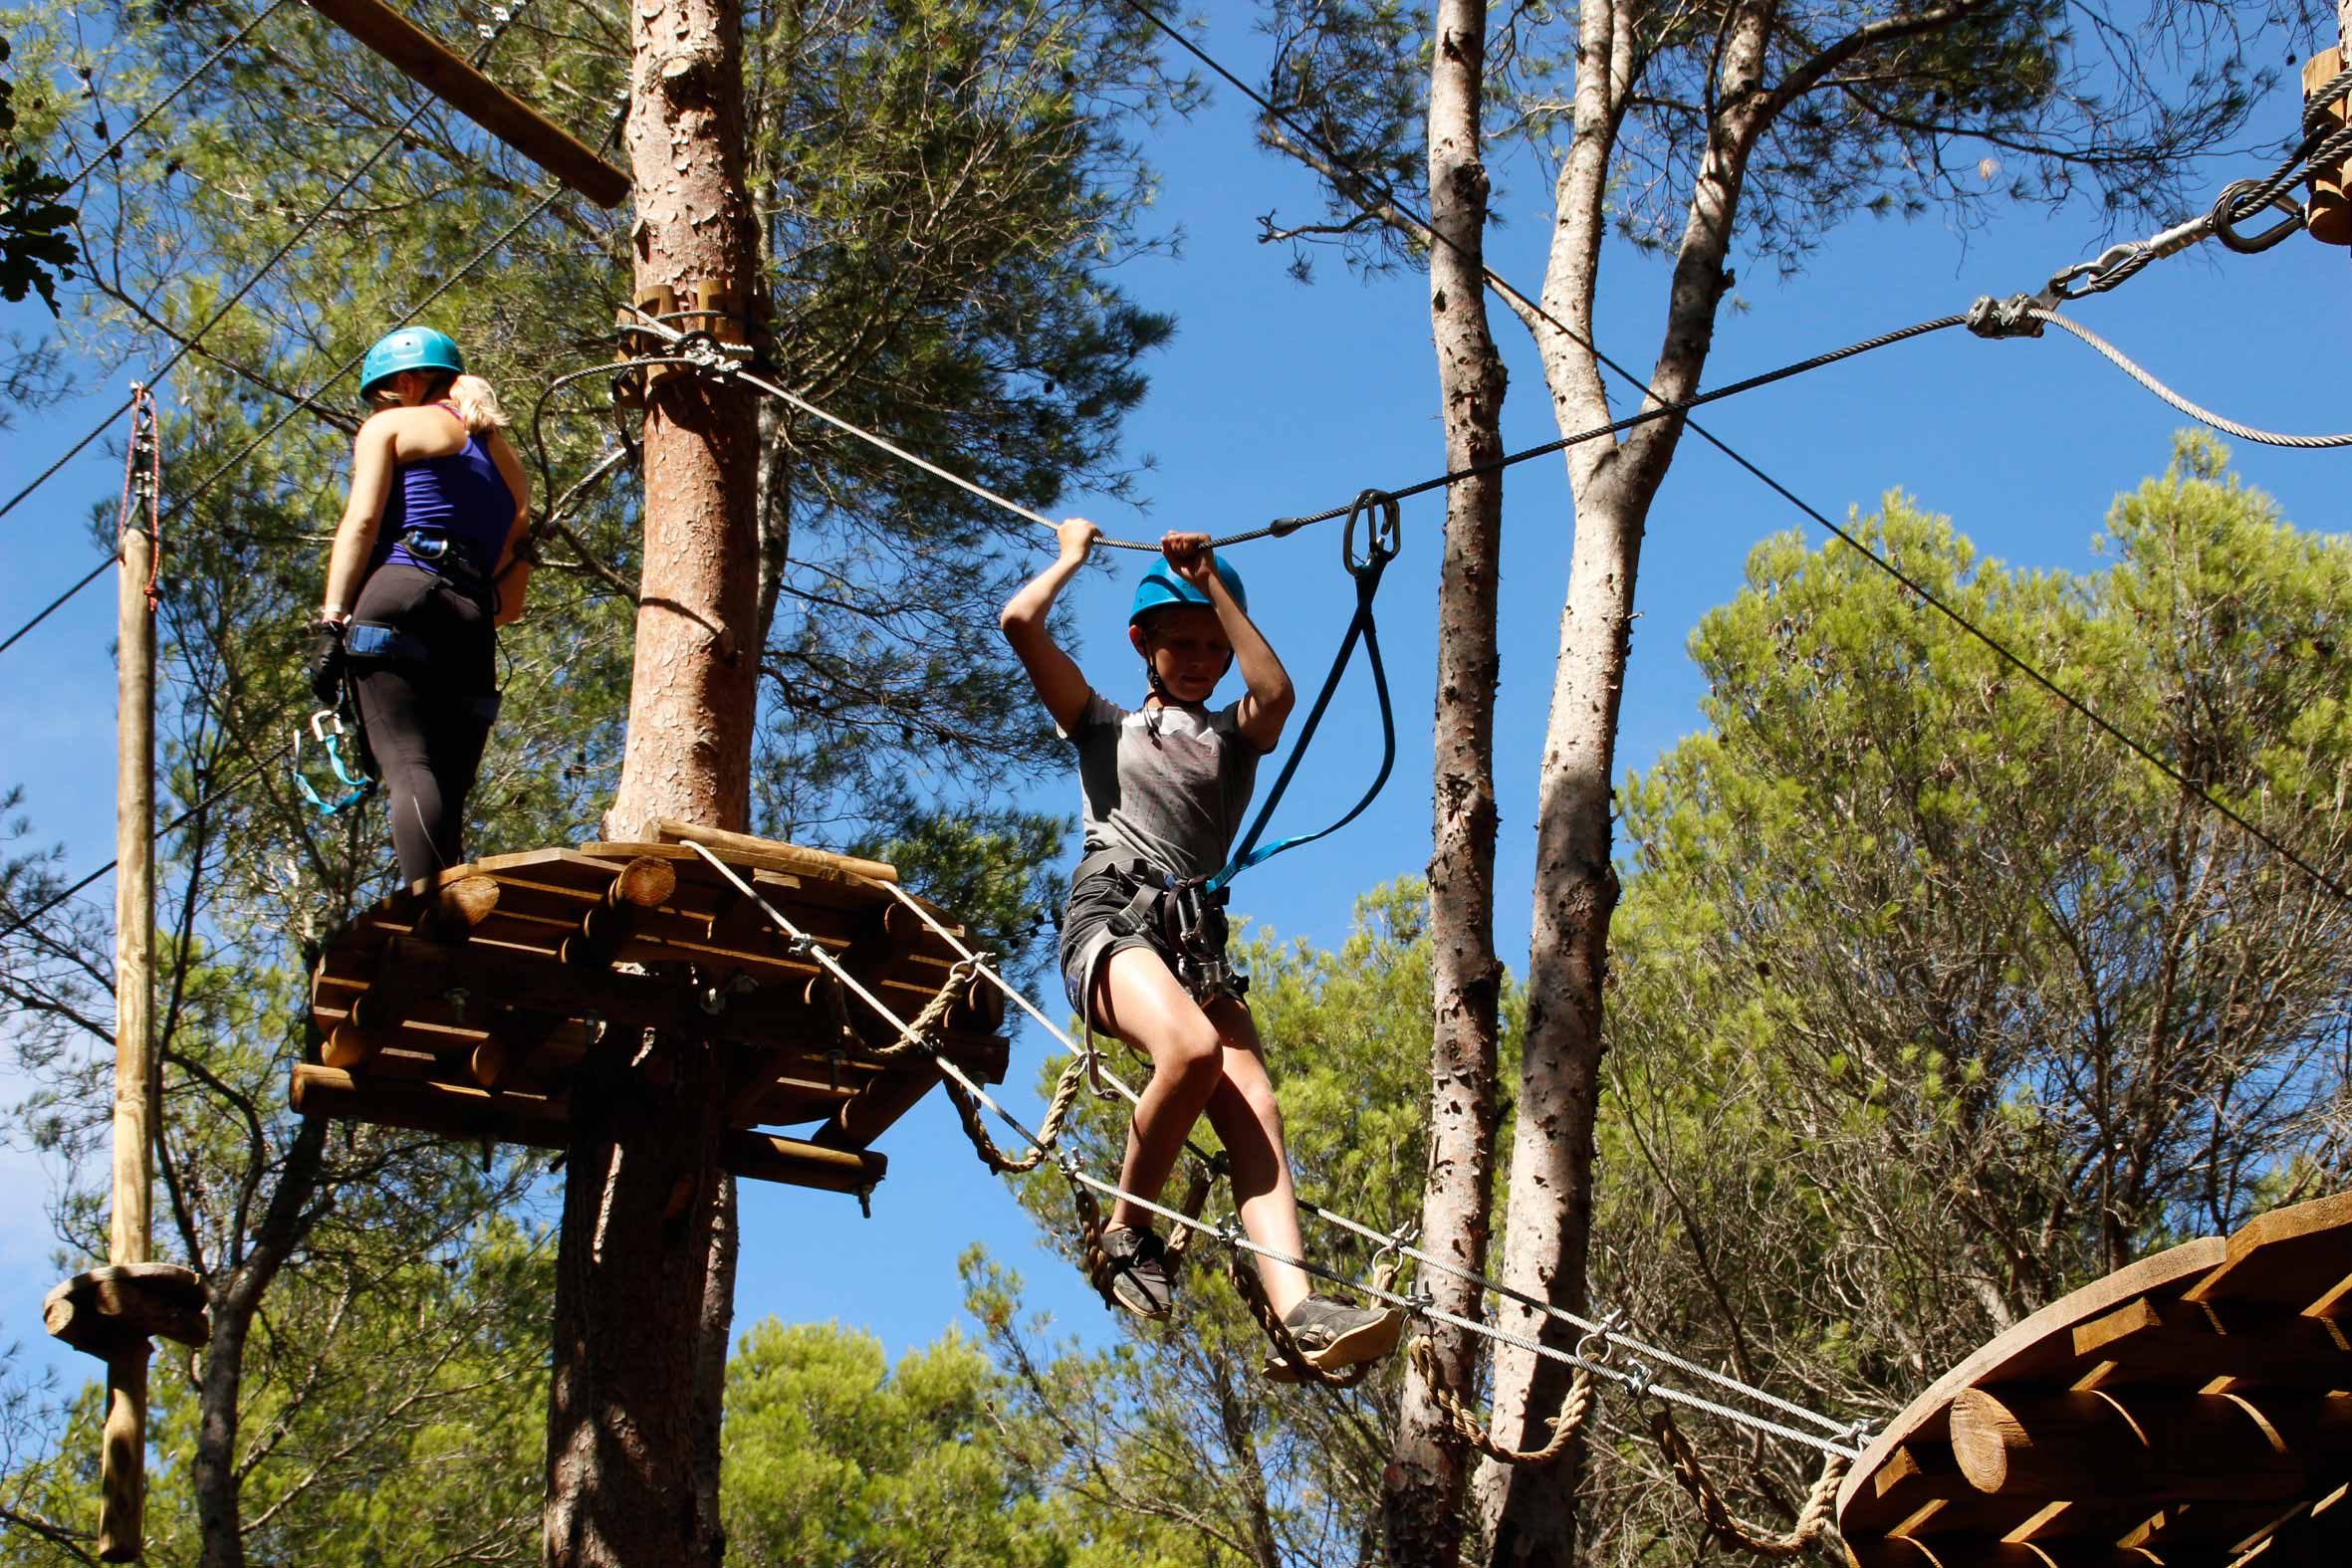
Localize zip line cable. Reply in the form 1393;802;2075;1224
1099;0;2352;908
681;840;1868;1459
2022;307;2352;447
0;553;118;655
0;0;536;531
55;0;296;199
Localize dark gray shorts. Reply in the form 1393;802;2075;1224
1058;870;1176;1021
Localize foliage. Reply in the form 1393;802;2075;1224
1581;438;2352;1563
0;37;77;311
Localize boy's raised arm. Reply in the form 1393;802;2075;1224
1000;517;1100;734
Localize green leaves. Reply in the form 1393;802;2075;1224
0;38;77;312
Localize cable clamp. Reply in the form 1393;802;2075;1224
1621;1357;1656;1403
1965;294;2046;340
1216;1216;1245;1247
1265;515;1312;538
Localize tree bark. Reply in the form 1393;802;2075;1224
1476;4;1766;1564
1384;1;1508;1563
548;1;761;1563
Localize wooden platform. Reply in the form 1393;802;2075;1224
1837;1192;2352;1568
294;826;1009;1197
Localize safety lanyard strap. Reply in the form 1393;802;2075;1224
1210;491;1400;894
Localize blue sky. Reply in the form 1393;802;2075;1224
5;5;2349;1391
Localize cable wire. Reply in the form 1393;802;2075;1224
56;1;295;198
0;553;118;655
2029;308;2352;448
0;747;286;948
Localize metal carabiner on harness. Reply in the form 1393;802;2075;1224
294;709;374;816
1168;876;1247;1002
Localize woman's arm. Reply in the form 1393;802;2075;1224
1164;532;1292;751
999;518;1099;734
320;416;401;621
483;429;534;626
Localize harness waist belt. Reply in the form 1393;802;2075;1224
397;528;492;587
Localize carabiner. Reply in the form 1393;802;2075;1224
2210;179;2306;255
294;709;373;815
1342;488;1401;577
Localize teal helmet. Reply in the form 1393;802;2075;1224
359;327;465;397
1129;555;1246;627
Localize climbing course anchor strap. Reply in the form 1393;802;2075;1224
294;709;374;816
1208;489;1401;894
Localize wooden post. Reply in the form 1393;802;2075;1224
545;0;763;1562
103;398;158;1563
300;0;630;208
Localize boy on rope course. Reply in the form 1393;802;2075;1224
1001;519;1404;1376
308;327;533;883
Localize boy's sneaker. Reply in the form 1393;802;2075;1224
1098;1226;1175;1320
1264;1293;1405;1380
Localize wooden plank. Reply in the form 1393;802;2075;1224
648;819;897;883
43;1264;208;1355
813;1059;944;1152
289;1065;881;1193
299;0;629;207
1950;1387;2302;1503
1850;1541;2160;1568
2072;1295;2352;1390
1838;1238;2229;1525
2184;1192;2352;1315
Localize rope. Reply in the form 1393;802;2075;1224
1409;1336;1592;1466
2025;308;2352;448
1226;1245;1386;1389
1651;1405;1849;1558
56;1;296;198
118;385;162;609
865;876;1867;1447
873;956;984;1058
1159;1151;1223;1263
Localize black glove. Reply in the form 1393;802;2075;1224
308;622;347;706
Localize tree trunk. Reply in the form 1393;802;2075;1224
1476;5;1764;1564
193;1115;329;1568
1384;1;1508;1563
547;1;761;1563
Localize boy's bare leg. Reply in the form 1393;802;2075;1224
1094;946;1224;1233
1202;996;1312;1318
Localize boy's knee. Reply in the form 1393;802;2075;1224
1161;1015;1224;1084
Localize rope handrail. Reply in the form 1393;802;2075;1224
860;874;1867;1446
679;839;1874;1459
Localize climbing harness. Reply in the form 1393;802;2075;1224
1074;850;1248;1003
292;709;374;816
1209;488;1400;893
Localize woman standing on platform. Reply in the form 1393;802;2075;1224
310;327;533;885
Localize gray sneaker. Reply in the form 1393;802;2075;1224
1099;1226;1174;1320
1266;1293;1404;1380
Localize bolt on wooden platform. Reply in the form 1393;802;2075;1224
1837;1191;2352;1568
294;823;1009;1198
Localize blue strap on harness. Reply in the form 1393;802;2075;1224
1207;489;1401;894
294;709;374;815
343;621;435;664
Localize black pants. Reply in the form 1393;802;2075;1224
348;564;500;884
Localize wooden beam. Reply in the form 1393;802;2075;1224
290;1065;882;1193
301;0;628;208
1949;1387;2334;1503
2072;1294;2352;1389
652;818;898;884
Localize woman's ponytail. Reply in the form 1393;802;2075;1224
445;373;510;433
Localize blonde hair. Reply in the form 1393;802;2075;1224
444;372;509;433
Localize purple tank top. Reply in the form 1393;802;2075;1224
374;406;515;575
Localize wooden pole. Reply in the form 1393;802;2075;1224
545;0;763;1561
101;399;158;1563
300;0;630;208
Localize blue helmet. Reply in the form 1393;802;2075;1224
359;327;465;397
1129;555;1246;627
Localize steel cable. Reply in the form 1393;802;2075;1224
55;1;296;198
2029;308;2352;448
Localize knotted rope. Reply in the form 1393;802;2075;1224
872;957;984;1059
1650;1405;1848;1558
940;1054;1090;1174
1408;1337;1593;1466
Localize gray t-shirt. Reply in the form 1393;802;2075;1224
1065;691;1262;881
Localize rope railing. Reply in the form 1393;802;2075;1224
678;840;1869;1461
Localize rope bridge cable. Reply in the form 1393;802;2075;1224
0;553;119;656
0;746;289;948
849;870;1871;1456
1999;306;2352;449
1104;0;2352;913
0;0;543;531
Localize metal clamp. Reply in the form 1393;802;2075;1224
1621;1357;1656;1403
1964;293;2045;340
1342;488;1401;577
1574;1307;1626;1365
2211;179;2306;254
